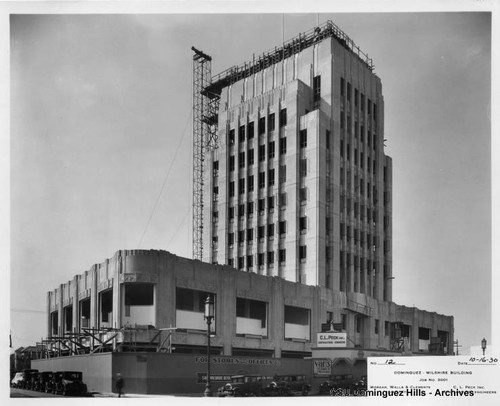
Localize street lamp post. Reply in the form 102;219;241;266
204;295;215;397
481;338;487;356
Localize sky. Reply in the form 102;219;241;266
6;4;497;356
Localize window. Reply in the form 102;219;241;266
228;232;234;245
239;151;245;169
340;111;345;129
347;82;351;101
347;115;351;133
238;178;245;194
375;319;379;334
258;253;264;266
356;316;362;333
354;88;358;107
267;250;275;265
354;121;358;138
368;130;371;147
268;113;275;132
268;168;275;186
373;133;377;151
258;172;265;189
279;108;287;127
279;192;287;207
300;129;307;148
368;99;372;114
228;258;234;267
268;141;275;159
229;155;235;172
229;129;235;144
258;116;266;134
247;201;254;216
259;144;266;162
299;245;307;261
248;122;254;139
238;203;245;217
279;249;286;263
228;206;234;220
268;195;275;210
247;255;253;268
229;181;235;197
238;230;244;243
248;175;254;192
279;221;286;235
258;198;265;212
279;137;287;154
340;140;344;158
299;187;307;203
258;225;265;239
340;77;345;96
385;321;389;336
267;223;275;238
373;104;377;121
300;159;307;177
299;216;307;232
279;165;286;184
361;93;365;111
238;256;244;269
239;125;245;143
248;148;255;166
326;130;331;149
313;75;321;103
360;125;364;143
213;160;219;176
247;228;254;241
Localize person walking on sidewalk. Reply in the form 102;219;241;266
116;373;125;398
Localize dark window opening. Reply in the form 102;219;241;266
125;283;154;306
99;289;113;324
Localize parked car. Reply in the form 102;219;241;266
264;375;311;396
217;374;272;397
21;369;39;390
34;371;54;392
27;371;40;390
52;371;88;396
318;374;366;395
11;372;25;388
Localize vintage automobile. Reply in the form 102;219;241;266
318;374;362;395
21;369;39;390
11;372;25;388
264;375;311;396
34;371;54;392
26;371;40;390
52;371;88;396
217;374;273;397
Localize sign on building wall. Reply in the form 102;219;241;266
313;359;332;376
317;332;347;347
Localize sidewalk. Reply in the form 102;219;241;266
91;392;204;397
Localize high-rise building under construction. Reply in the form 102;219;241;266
200;21;393;303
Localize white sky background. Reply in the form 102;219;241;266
6;2;496;356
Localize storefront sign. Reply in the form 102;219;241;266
195;356;281;367
317;332;347;347
313;359;332;376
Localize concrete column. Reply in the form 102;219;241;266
270;277;284;357
91;266;98;329
156;253;176;329
58;285;64;336
219;267;235;355
72;276;79;332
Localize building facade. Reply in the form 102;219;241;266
203;21;393;309
46;249;453;359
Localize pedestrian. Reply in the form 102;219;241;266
116;373;124;398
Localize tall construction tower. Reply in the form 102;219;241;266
191;47;219;260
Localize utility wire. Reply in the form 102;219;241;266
137;111;192;248
166;206;191;251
